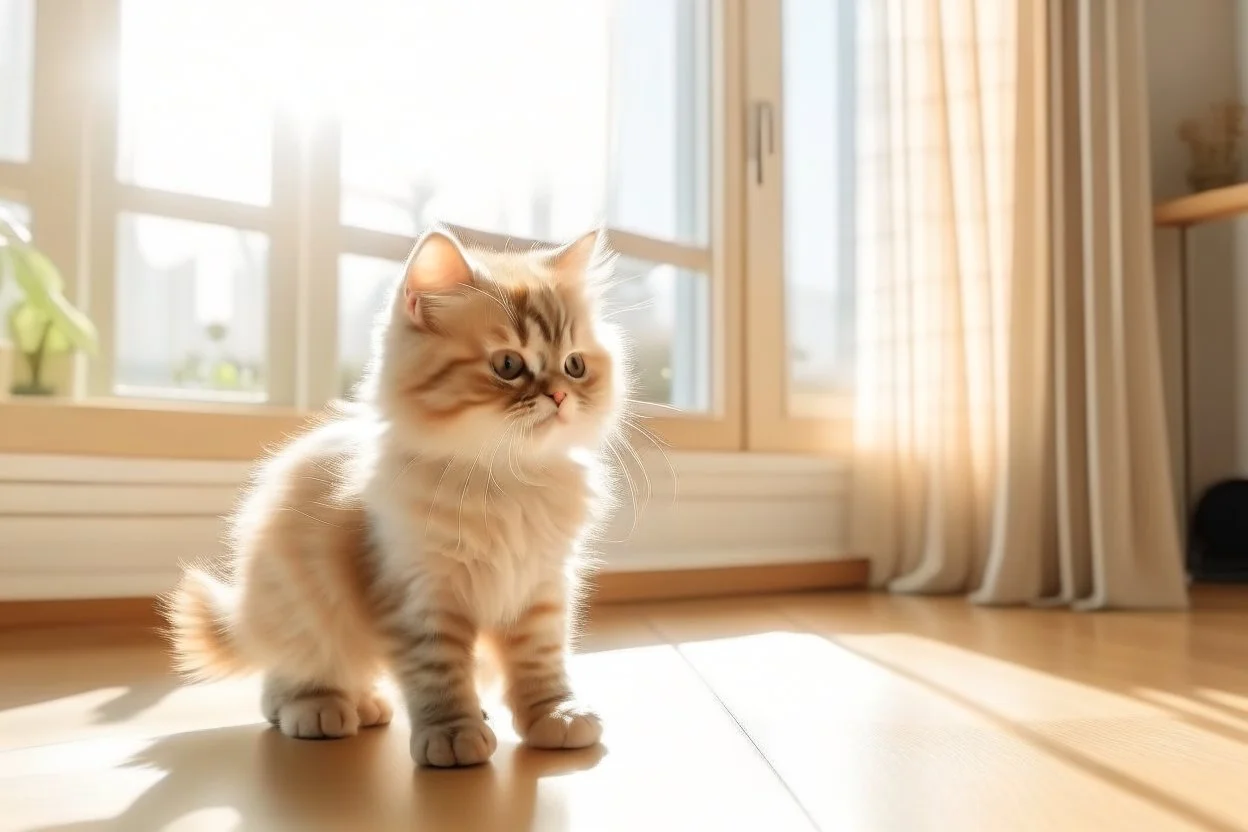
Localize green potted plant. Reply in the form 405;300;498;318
0;208;98;396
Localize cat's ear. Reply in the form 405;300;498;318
402;227;474;328
546;228;613;287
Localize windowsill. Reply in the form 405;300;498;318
0;395;840;459
0;396;309;460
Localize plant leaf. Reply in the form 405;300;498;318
40;290;97;355
8;244;97;355
0;245;11;294
9;242;65;294
0;206;32;245
8;301;48;354
8;301;72;355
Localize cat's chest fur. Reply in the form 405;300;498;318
379;454;598;625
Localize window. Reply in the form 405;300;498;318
332;0;716;419
338;254;400;397
744;0;856;451
781;0;856;414
0;0;34;345
115;0;274;206
114;214;269;401
0;0;33;165
0;200;29;341
2;0;858;455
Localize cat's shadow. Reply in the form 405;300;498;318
28;722;605;832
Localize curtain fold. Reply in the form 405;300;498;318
849;0;1188;609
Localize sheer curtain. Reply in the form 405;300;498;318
848;0;1188;609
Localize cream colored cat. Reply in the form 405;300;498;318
164;226;626;767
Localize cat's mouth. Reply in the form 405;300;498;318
533;411;560;428
529;406;569;431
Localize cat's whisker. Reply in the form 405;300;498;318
616;430;654;513
459;281;517;328
619;417;678;504
280;506;360;530
389;451;424;488
506;420;544;487
293;476;341;487
602;299;655;320
603;437;642;543
485;419;516;496
593;269;647;292
453;437;492;556
624;398;685;414
423;454;460;541
505;426;524;485
482;417;520;536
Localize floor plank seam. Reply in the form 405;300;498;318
636;614;824;832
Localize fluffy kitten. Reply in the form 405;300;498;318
165;226;626;767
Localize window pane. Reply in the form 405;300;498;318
338;0;709;246
0;200;30;343
608;256;710;411
338;254;399;397
0;197;29;227
782;0;855;415
115;213;268;401
0;0;34;163
117;0;273;204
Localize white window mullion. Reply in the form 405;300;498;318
300;116;342;409
707;0;746;439
112;186;271;233
672;0;712;413
605;229;711;274
339;223;714;278
0;161;29;196
78;0;121;399
267;109;301;408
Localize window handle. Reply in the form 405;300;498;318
751;100;775;185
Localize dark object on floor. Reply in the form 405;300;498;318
1189;479;1248;582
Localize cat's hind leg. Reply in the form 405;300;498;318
261;671;393;739
244;594;392;739
262;675;360;739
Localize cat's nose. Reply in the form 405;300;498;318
547;390;567;407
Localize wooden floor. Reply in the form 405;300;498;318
2;589;1248;832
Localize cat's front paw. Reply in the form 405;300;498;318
521;702;603;749
411;719;498;767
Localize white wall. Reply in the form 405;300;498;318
1146;0;1241;508
0;452;851;600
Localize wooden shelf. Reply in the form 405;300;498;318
1155;181;1248;228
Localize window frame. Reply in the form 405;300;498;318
1;0;862;459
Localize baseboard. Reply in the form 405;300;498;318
0;560;869;631
589;559;869;604
0;596;166;631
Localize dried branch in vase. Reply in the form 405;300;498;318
1180;100;1248;193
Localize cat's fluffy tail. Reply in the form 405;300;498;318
162;568;248;680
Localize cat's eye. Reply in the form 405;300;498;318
491;350;526;381
564;352;586;379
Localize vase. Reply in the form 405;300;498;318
10;351;73;397
1188;166;1241;193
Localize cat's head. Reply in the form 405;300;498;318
362;225;627;460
